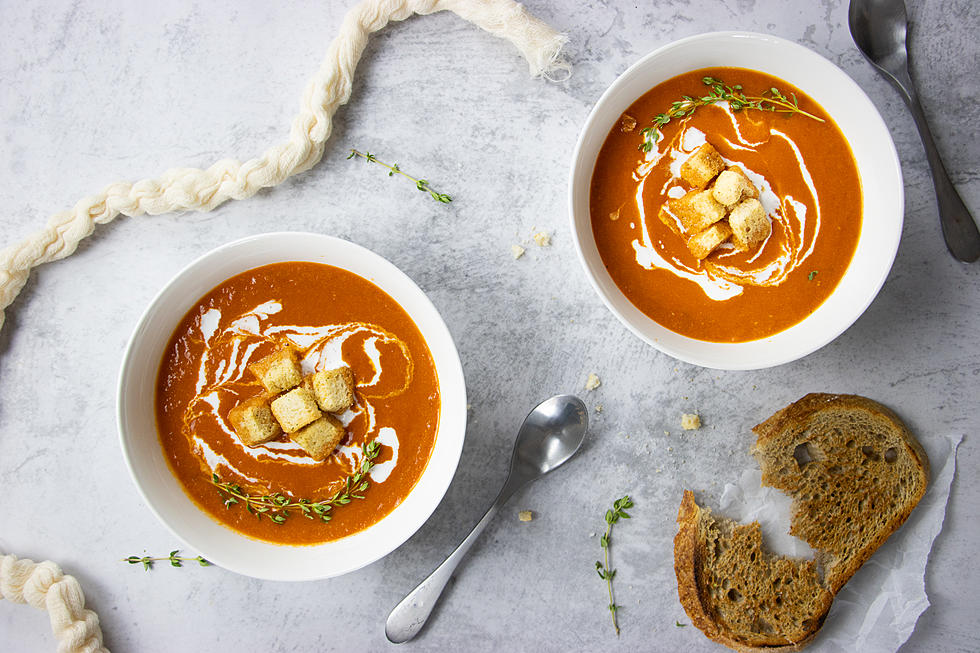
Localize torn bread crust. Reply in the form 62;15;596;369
675;394;929;651
751;393;929;594
674;491;830;653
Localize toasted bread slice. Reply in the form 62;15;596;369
674;491;833;652
751;393;929;593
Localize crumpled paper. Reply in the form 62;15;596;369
717;434;961;653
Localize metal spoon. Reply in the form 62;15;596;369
385;394;589;644
849;0;980;262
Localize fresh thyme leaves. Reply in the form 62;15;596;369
347;149;452;203
676;621;688;628
808;270;819;281
595;495;634;636
123;550;210;571
639;76;825;152
210;440;380;525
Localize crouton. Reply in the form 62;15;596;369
681;413;702;430
228;395;282;447
289;414;346;461
248;348;303;394
669;190;726;235
711;167;760;207
270;387;322;433
518;510;534;522
680;143;725;188
687;222;733;260
305;367;355;413
728;198;771;252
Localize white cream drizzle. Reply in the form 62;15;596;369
629;103;823;301
186;302;408;486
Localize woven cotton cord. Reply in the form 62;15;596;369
0;554;107;653
0;0;568;333
0;1;566;650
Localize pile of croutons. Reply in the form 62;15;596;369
659;142;771;260
227;348;355;461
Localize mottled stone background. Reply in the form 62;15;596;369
1;1;977;651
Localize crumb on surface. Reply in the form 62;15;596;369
533;231;551;247
682;413;701;430
595;404;603;413
609;207;620;221
584;373;601;391
511;244;525;259
518;510;533;522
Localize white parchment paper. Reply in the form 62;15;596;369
717;434;961;653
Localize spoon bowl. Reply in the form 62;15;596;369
385;394;588;643
849;0;980;262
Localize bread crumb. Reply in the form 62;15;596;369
518;510;533;522
664;430;670;436
585;373;601;391
590;531;596;537
533;231;551;247
668;446;673;452
682;413;701;430
609;207;620;221
511;244;525;259
595;404;603;413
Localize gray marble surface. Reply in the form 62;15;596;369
1;0;977;651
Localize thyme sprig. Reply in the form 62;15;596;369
347;149;452;203
595;495;634;636
123;550;210;571
639;76;825;152
209;440;381;525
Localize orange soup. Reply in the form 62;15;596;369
156;262;440;544
590;67;862;342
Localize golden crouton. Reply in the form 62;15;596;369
248;348;303;394
305;367;355;413
669;190;726;235
228;395;282;447
680;143;725;188
681;413;702;430
687;222;733;260
728;198;771;252
270;387;322;433
289;415;346;461
711;167;760;207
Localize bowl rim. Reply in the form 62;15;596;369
117;231;466;581
568;31;903;370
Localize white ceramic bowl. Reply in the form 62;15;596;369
117;232;466;581
568;32;902;370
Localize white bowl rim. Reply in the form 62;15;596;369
568;31;903;370
117;232;466;581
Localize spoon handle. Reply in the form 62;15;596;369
385;496;505;643
901;86;980;262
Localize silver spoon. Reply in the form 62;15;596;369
849;0;980;262
385;394;589;644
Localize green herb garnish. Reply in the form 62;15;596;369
676;621;687;628
595;495;634;636
347;149;452;203
123;550;210;571
808;270;818;281
639;76;825;152
210;440;380;525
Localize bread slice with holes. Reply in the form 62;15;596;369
674;394;929;651
751;393;929;593
675;490;833;652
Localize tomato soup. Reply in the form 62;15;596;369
156;262;440;544
590;67;862;342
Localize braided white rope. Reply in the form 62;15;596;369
1;554;107;653
0;1;566;650
0;0;568;332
